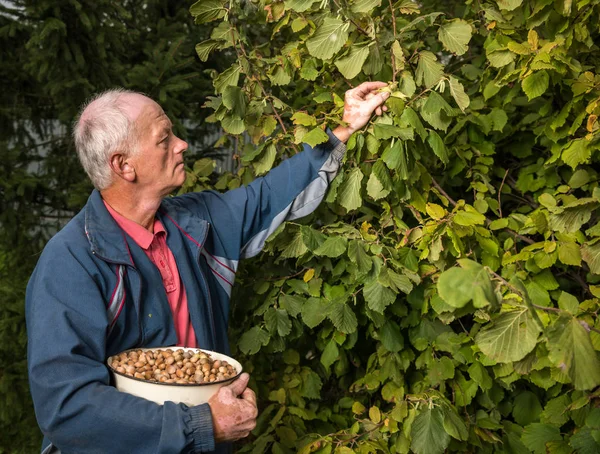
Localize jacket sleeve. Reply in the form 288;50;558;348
26;242;215;454
173;130;346;259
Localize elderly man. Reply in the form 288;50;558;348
26;81;390;453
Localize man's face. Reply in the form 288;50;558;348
127;97;188;196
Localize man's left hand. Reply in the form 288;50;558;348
333;81;390;143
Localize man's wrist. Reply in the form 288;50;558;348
332;125;354;144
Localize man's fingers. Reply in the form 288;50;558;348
226;372;250;397
353;81;388;97
241;387;257;405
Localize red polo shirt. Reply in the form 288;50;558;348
104;201;197;348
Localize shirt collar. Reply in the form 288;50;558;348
103;200;166;250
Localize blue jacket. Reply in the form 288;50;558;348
26;133;345;454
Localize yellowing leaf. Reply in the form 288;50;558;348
303;268;315;282
448;76;470;111
426;203;446;220
416;51;444;88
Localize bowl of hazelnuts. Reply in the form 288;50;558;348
107;347;242;406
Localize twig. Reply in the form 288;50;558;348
332;0;371;36
504;228;536;245
498;169;509;218
431;177;457;206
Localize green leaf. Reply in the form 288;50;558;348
570;428;600;454
214;64;241;94
416;51;444;88
411;407;451;454
338;168;364;211
437;259;495;308
302;127;329;147
221;116;245;135
335;45;370;79
320;339;339;369
442;407;468;441
222;85;246;117
306;17;350;60
280;229;308;258
239;326;270;354
280;294;305;317
558;242;582;266
548;315;600;390
379;320;404;352
448;76;470;111
426;130;448;164
301;298;328;328
522;70;549;101
350;0;382;13
487;50;516;68
496;0;523;11
475;309;540;362
562;138;592;169
438;19;472;55
292;112;317;127
314;236;348;258
512;391;542;426
373;124;414;141
265;308;292;337
189;0;227;24
363;281;396;313
284;0;319;12
328;302;358;334
521;424;562;454
367;160;392;201
254;143;277;175
549;199;599;233
347;240;373;274
195;40;220;62
453;206;486;226
582;241;600;274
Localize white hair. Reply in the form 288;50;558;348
73;88;142;190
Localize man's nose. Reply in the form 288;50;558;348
175;137;188;154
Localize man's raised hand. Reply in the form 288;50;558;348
208;372;258;443
333;81;390;143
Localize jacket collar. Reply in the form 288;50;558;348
84;190;209;266
84;190;136;266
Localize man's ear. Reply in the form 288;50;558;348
109;152;136;183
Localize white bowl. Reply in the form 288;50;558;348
108;347;242;406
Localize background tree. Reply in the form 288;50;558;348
188;0;600;452
0;1;226;451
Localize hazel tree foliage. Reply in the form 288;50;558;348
188;0;600;453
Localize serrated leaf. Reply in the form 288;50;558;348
350;0;382;13
521;424;562;454
306;17;350;60
335;45;370;79
328;302;358;334
443;408;468;441
254;143;277;175
302;127;329;147
301;298;328;328
562;138;592;169
221;116;245;135
280;294;304;317
496;0;523;10
195;40;220;61
437;259;495;309
189;0;227;24
280;229;308;258
292;112;317;127
265;308;292;337
379;320;404;352
314;236;348;258
320;339;339;369
582;241;600;274
239;326;270;354
284;0;318;12
512;391;542;426
438;19;471;55
487;50;516;68
426;130;448;164
411;407;451;454
363;280;396;313
522;70;549;101
347;240;372;274
475;309;540;362
416;51;444;88
338;167;364;211
214;64;241;94
548;315;600;390
448;76;470;111
549;199;598;233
